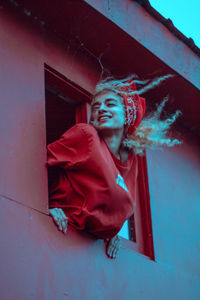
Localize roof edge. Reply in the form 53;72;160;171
134;0;200;57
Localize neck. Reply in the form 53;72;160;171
100;128;124;157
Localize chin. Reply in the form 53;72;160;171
98;126;122;134
93;121;123;132
97;123;113;130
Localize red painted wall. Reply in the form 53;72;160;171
147;129;200;277
0;4;199;300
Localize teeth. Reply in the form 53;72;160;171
99;116;110;120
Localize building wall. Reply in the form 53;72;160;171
0;8;98;215
0;6;199;300
147;129;200;277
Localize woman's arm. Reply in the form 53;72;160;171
104;235;121;259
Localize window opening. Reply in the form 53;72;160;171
44;65;154;260
45;85;78;144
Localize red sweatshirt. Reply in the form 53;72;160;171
47;123;138;239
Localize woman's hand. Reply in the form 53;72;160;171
105;235;121;259
49;208;68;234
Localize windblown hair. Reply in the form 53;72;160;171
93;74;182;155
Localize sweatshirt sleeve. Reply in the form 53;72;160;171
47;123;92;170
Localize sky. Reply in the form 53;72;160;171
149;0;200;48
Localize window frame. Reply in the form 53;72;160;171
45;64;155;260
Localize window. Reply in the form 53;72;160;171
45;65;154;260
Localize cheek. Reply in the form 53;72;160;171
117;107;126;124
119;114;126;125
91;110;97;120
118;101;126;122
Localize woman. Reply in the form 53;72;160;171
47;75;181;259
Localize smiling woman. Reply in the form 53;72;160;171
47;74;181;259
90;91;126;160
91;92;125;121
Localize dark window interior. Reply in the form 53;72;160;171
45;86;77;144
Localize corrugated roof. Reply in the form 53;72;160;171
134;0;200;57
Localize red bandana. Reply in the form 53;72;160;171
116;80;146;135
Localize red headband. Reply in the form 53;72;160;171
116;80;146;135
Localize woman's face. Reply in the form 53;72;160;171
90;90;126;133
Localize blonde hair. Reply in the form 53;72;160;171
93;74;182;155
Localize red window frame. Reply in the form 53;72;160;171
45;64;155;260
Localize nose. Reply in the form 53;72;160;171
98;102;107;112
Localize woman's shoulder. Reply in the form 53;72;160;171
62;123;97;138
59;123;98;151
47;123;98;167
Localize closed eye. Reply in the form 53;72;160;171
105;99;118;107
92;105;100;110
91;98;118;109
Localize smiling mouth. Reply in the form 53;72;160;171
98;115;112;121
